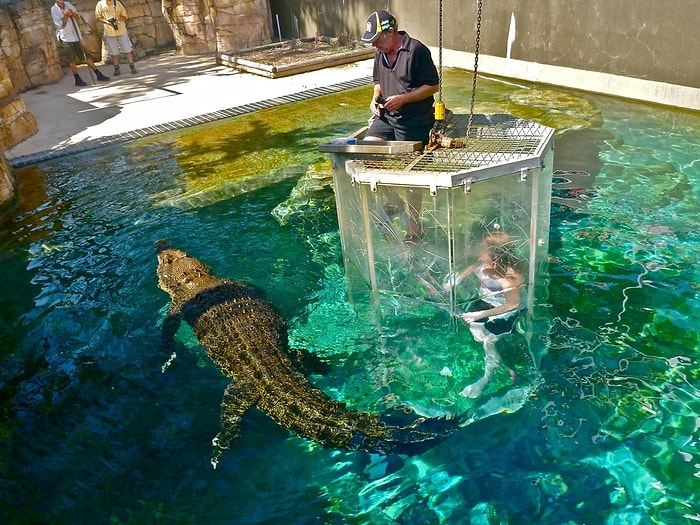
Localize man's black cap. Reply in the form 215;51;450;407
361;10;397;43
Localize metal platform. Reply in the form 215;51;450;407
324;114;555;190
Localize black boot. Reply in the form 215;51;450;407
74;74;87;86
129;63;137;74
113;64;121;76
95;69;110;81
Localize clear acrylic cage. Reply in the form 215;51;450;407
320;114;555;321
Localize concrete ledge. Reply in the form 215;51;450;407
218;38;375;78
436;48;700;112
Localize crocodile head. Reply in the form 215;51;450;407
154;239;218;299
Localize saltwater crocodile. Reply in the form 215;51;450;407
155;240;460;462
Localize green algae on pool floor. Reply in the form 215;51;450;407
0;69;698;524
143;87;372;209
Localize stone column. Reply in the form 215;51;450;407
0;48;38;207
0;58;37;146
161;0;272;55
212;0;273;54
162;0;217;54
0;153;14;207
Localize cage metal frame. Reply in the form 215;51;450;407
344;115;555;192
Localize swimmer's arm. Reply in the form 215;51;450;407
461;300;517;323
444;262;477;291
461;276;524;322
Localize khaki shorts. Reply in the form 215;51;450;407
104;34;133;56
62;40;86;64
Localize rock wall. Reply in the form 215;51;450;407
68;0;176;61
0;57;37;148
0;0;277;94
0;0;276;92
0;153;13;206
0;42;36;207
162;0;217;54
0;97;37;152
0;0;64;90
0;0;275;206
163;0;272;55
212;0;273;53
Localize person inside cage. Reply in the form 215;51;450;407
443;231;527;398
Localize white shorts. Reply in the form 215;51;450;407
104;34;133;56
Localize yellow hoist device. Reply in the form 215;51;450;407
428;0;483;151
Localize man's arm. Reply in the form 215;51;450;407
117;1;128;22
51;7;63;28
52;5;77;29
369;84;383;116
95;3;106;23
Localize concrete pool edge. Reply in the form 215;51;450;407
437;49;700;112
6;75;372;169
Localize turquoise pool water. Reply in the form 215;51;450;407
1;71;698;524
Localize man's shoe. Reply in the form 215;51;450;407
75;76;87;87
113;65;121;76
129;64;137;74
95;70;110;81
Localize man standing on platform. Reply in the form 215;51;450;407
95;0;137;76
361;9;439;243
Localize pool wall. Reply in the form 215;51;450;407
284;0;699;111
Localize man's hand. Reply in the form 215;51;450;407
382;94;405;113
370;96;384;117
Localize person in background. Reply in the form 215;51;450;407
95;0;137;76
361;9;439;243
51;0;110;87
444;232;527;398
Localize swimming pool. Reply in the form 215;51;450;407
1;70;698;523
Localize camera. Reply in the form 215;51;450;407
107;17;118;30
374;95;386;117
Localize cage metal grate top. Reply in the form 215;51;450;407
348;114;553;178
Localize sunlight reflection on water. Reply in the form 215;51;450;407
1;72;698;523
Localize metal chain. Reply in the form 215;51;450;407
438;0;443;103
466;0;483;137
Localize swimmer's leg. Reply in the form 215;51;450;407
459;327;515;398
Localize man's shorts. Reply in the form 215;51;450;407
104;34;133;56
62;40;86;64
366;116;433;146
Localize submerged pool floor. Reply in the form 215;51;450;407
0;72;699;524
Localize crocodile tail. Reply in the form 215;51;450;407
347;411;465;455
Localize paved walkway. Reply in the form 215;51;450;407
6;52;373;168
